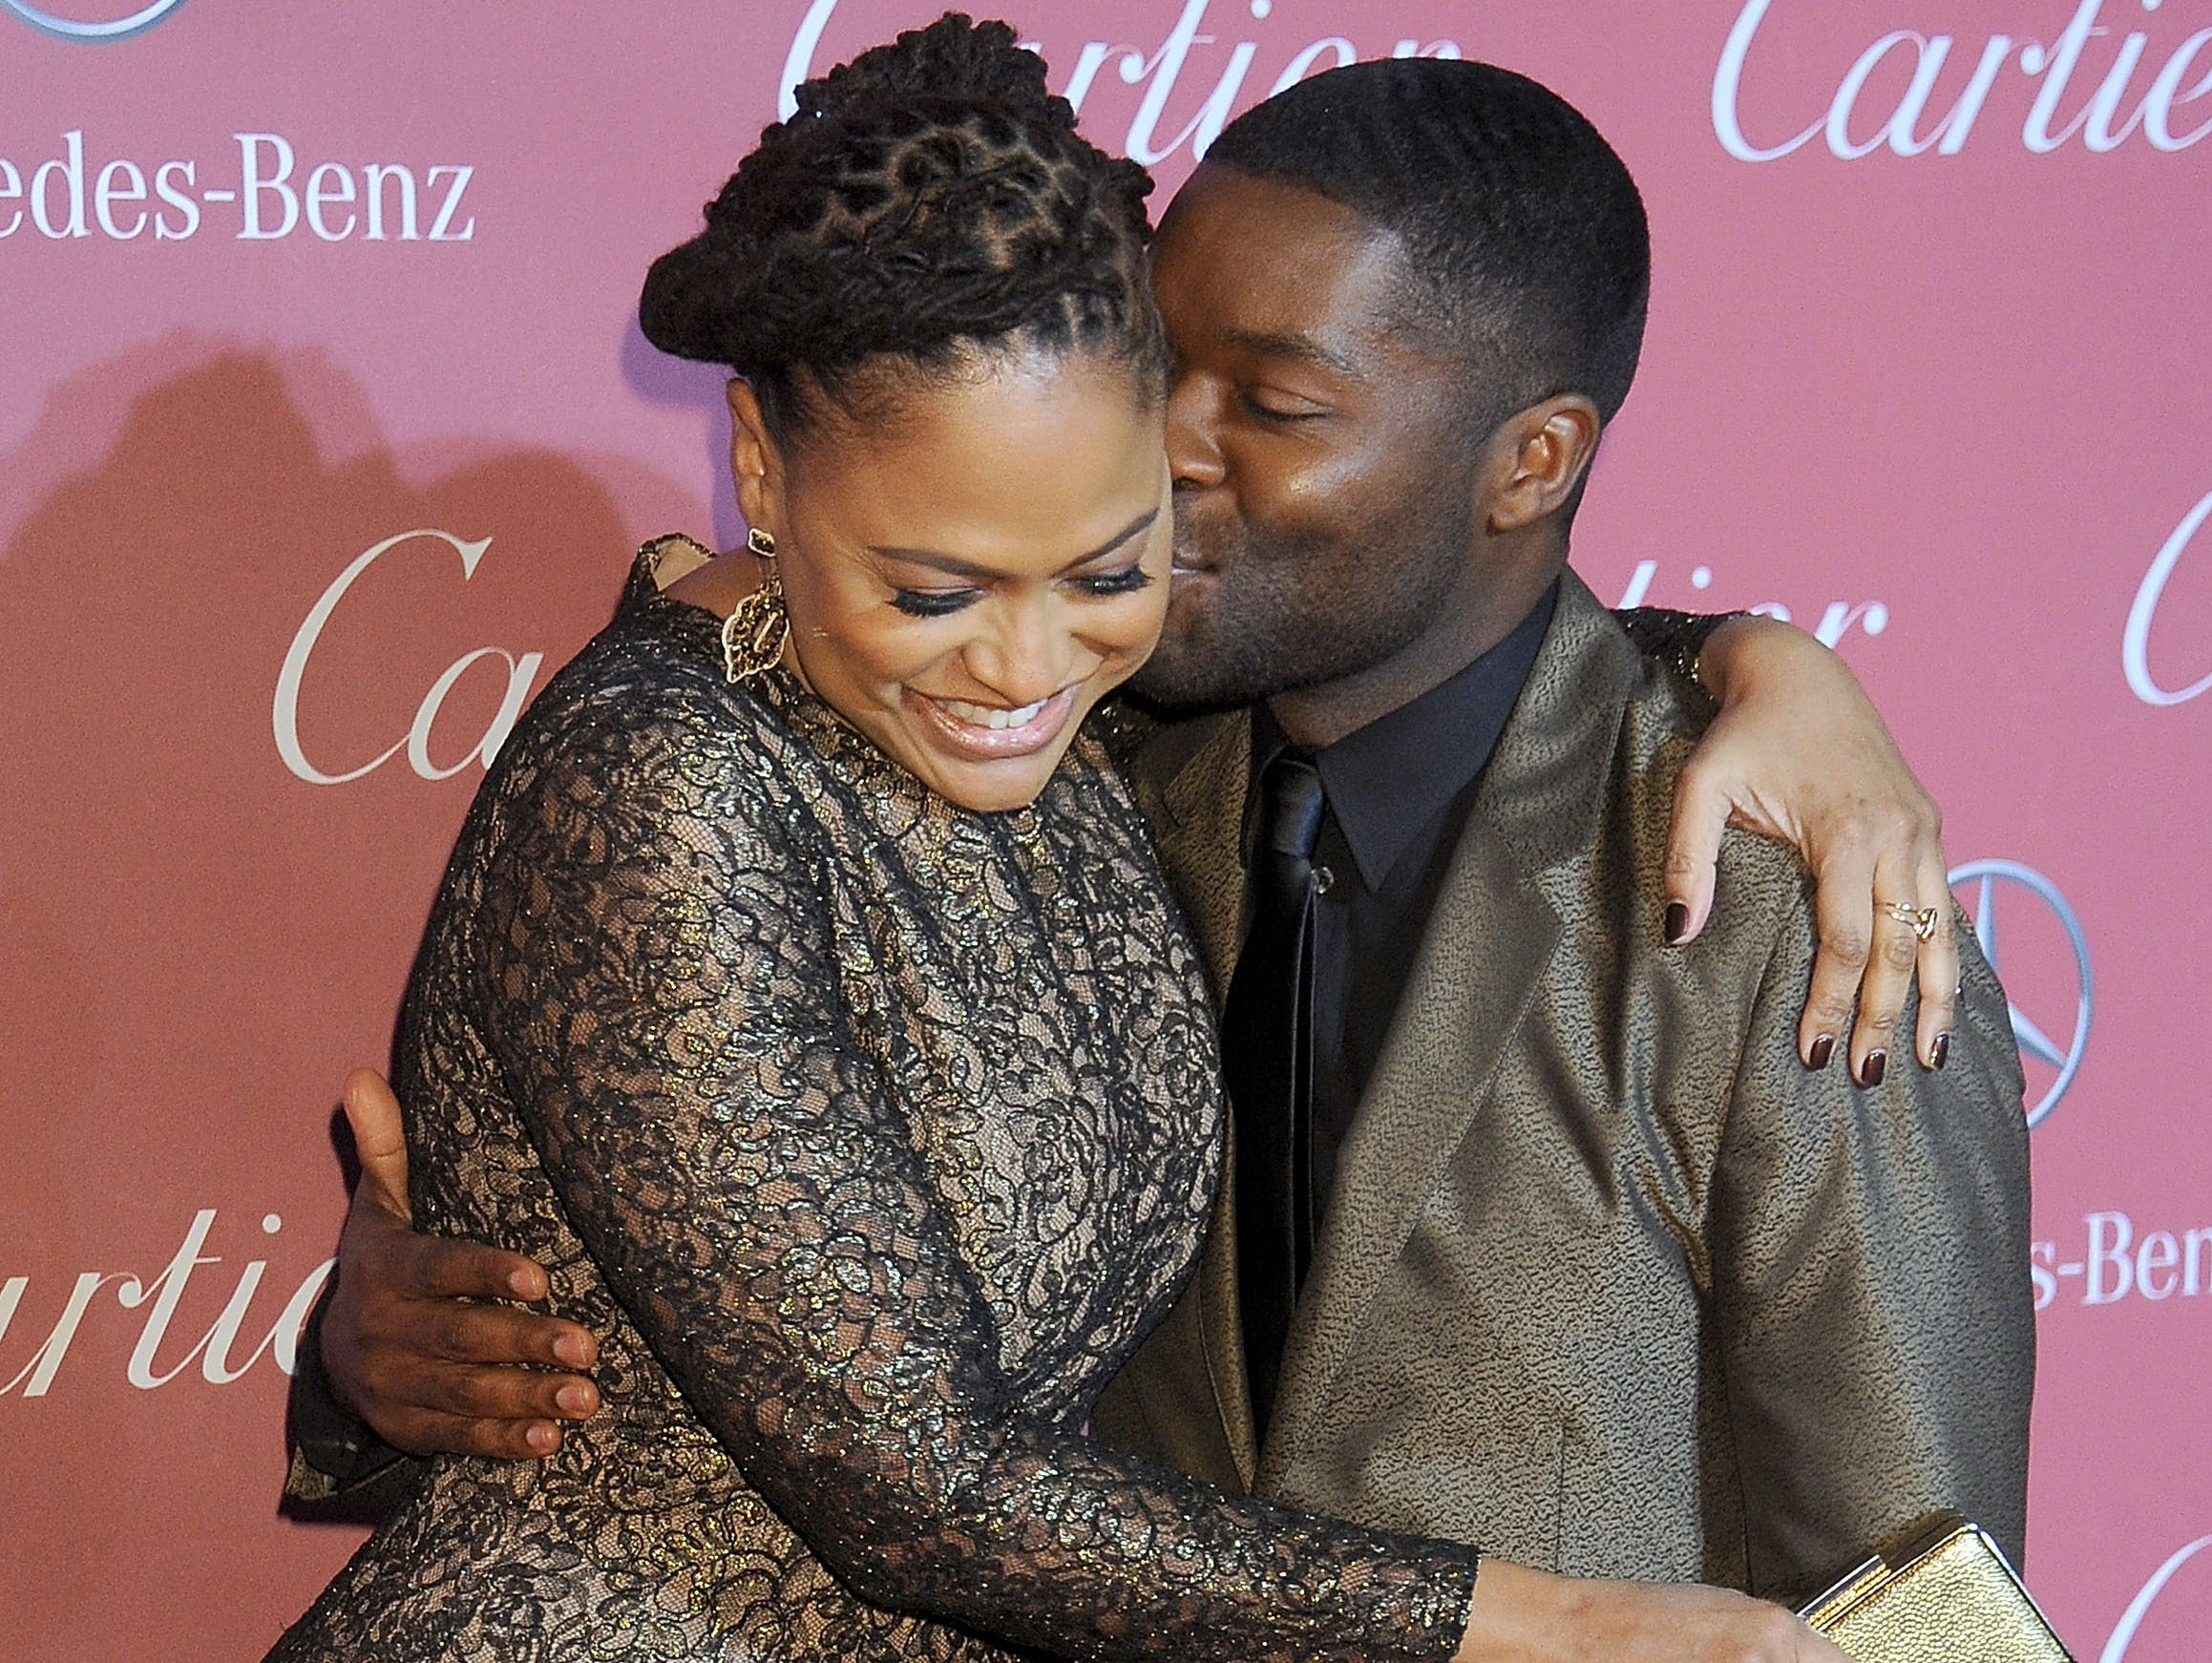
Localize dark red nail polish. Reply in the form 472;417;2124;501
1664;902;1690;945
1807;1034;1835;1070
1860;1049;1887;1087
1929;1032;1950;1070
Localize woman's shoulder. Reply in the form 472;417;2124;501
488;553;798;812
540;614;747;736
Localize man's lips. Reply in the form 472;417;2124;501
1170;532;1223;579
909;684;1082;760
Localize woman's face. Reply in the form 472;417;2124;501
735;347;1171;813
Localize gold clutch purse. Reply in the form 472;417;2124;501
1799;1515;2075;1662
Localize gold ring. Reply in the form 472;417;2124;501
1884;901;1941;942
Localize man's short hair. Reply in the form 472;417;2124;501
1207;58;1651;431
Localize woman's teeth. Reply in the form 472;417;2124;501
936;696;1050;730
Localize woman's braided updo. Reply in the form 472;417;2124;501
641;13;1163;442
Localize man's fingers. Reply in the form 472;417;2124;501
1662;754;1731;946
382;1408;574;1463
393;1280;596;1369
341;1068;411;1218
1800;839;1876;1070
371;1354;600;1424
1913;844;1961;1070
386;1229;558;1308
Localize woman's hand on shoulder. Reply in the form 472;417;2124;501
1664;614;1955;1086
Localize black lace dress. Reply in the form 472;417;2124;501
267;552;1482;1662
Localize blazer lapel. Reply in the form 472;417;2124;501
1143;711;1251;1006
1258;575;1635;1487
1256;817;1560;1485
1128;708;1258;1480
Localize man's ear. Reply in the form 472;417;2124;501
726;378;789;537
1483;394;1603;535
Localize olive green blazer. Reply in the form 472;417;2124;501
1090;573;2034;1603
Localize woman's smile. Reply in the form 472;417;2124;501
910;683;1080;758
738;345;1174;812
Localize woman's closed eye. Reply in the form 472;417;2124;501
890;566;1150;618
890;587;980;619
1073;564;1152;598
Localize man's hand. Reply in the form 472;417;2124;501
1666;617;1956;1085
325;1068;600;1460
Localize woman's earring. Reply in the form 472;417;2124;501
723;525;790;683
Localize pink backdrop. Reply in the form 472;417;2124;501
3;2;2205;1655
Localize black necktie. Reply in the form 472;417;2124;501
1220;747;1325;1442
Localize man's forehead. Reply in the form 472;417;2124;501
1153;166;1410;357
1157;165;1385;269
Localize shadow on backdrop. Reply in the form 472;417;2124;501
0;338;691;1650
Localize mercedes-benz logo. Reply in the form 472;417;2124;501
4;0;187;42
1949;858;2092;1130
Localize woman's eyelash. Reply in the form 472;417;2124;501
891;567;1150;617
1077;567;1152;597
891;589;978;618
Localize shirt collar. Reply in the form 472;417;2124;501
1251;581;1556;893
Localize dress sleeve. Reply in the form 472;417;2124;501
470;683;1481;1663
1612;606;1745;696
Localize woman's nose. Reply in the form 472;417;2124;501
964;598;1081;703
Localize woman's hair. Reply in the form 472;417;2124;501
640;13;1163;442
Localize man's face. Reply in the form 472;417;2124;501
1133;164;1486;711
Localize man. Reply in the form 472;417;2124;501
293;59;2032;1607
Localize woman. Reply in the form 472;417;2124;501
272;18;1859;1662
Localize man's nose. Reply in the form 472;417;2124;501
1167;375;1227;490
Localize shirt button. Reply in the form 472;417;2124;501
1312;864;1336;896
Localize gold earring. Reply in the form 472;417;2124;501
722;526;789;682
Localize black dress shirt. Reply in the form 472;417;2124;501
1243;583;1556;1229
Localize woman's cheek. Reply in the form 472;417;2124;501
1091;592;1173;684
846;611;955;690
